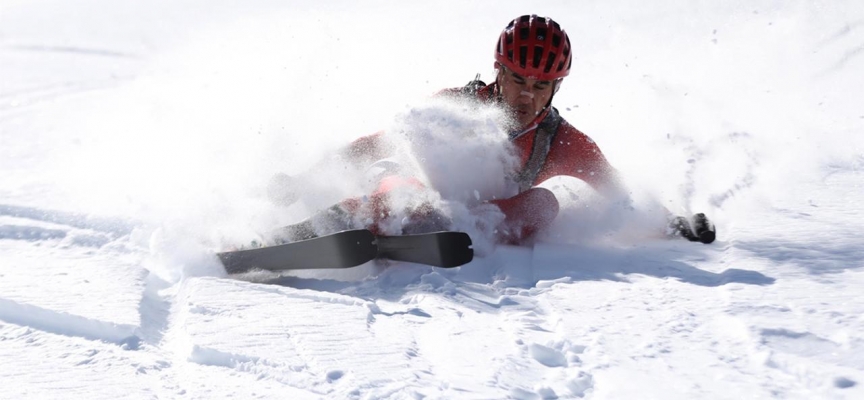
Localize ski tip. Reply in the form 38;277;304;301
375;230;474;268
437;232;473;268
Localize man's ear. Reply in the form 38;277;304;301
553;79;563;94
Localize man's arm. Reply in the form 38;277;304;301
339;131;392;168
267;131;394;207
539;122;628;199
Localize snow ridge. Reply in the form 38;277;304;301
0;297;139;347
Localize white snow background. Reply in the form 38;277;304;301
1;0;863;398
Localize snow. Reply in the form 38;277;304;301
2;0;864;398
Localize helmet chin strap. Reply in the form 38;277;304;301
539;79;562;116
542;79;562;113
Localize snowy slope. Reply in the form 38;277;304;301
2;0;864;399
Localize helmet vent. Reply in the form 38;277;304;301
519;46;528;68
544;53;557;73
533;46;543;68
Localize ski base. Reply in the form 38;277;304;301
218;230;474;273
218;229;377;274
377;231;473;268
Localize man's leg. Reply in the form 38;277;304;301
363;175;451;235
275;175;448;242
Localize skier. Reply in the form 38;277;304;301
268;14;714;245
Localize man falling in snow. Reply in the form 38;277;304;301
268;14;714;246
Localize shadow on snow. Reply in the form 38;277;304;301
733;238;864;275
243;240;775;302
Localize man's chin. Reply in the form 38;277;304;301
517;117;534;129
503;110;534;131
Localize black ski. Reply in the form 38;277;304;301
218;229;377;274
218;230;474;273
376;231;473;268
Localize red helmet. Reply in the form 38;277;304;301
495;15;572;81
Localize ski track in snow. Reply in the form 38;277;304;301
3;1;864;398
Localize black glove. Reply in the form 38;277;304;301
669;213;716;244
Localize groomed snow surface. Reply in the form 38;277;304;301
2;1;863;399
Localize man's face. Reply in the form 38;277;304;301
497;65;557;129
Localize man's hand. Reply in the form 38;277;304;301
669;213;716;244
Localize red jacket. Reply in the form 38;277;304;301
468;82;619;194
345;82;622;197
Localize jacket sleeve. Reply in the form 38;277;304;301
340;130;392;167
342;81;492;168
539;122;627;198
341;82;489;167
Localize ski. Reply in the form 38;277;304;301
376;231;474;268
218;230;475;273
218;229;377;274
